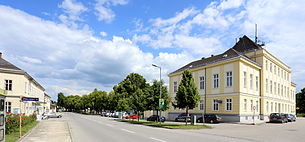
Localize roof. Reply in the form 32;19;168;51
232;35;263;53
0;57;22;70
170;35;262;74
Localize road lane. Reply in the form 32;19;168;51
65;112;252;142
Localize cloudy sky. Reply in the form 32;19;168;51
0;0;304;100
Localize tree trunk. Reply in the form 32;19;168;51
185;106;189;125
137;112;140;122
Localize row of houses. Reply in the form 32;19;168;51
165;35;297;123
0;52;54;115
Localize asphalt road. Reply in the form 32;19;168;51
65;112;253;142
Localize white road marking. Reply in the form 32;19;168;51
150;137;167;142
121;128;136;134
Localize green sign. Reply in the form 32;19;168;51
159;99;166;110
0;89;7;95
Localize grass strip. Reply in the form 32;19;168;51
114;119;212;129
5;121;39;142
296;113;305;117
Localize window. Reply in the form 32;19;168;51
274;65;276;74
281;85;283;96
213;74;219;88
255;76;258;91
250;74;253;89
244;99;247;112
226;99;232;111
281;70;283;78
266;79;268;93
274;82;277;95
213;99;219;111
266;60;268;71
5;80;12;91
199;76;205;90
250;100;253;112
243;72;247;88
271;102;273;112
284;86;286;97
284;72;286;80
5;102;11;113
270;63;272;72
266;102;269;112
270;81;273;94
275;103;277;112
200;100;204;111
278;68;280;76
256;101;259;112
173;81;177;93
226;71;233;87
278;84;280;95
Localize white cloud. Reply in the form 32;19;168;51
94;0;128;23
58;0;87;27
218;0;244;10
100;31;107;37
21;56;42;64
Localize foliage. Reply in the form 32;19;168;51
5;113;37;134
57;92;66;108
146;80;169;111
296;88;305;113
175;70;200;125
5;121;39;142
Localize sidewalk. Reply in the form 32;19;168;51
19;119;72;142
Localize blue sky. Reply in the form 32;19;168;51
0;0;304;100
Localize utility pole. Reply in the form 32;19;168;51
152;64;162;122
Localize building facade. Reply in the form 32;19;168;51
0;52;46;115
167;36;296;122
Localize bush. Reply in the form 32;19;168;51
5;113;37;134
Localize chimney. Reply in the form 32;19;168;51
0;52;2;58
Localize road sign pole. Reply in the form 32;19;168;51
19;96;22;138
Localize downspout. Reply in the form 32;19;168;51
259;68;263;120
204;68;207;123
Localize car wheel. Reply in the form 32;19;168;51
210;120;214;124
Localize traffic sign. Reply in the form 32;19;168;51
159;99;166;110
296;107;300;110
22;97;39;101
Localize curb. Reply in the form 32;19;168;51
17;121;40;142
66;120;74;142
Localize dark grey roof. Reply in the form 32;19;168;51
170;35;262;74
0;57;22;70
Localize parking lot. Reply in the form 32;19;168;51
191;117;305;142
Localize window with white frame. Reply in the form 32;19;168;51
226;71;233;87
284;72;286;80
200;100;204;111
250;100;253;112
271;102;273;112
5;80;12;91
244;99;247;112
213;74;219;88
278;84;280;95
255;76;258;91
243;72;247;88
274;65;276;74
213;99;219;111
274;82;277;95
5;102;11;113
250;74;253;89
284;86;286;97
278;68;280;76
281;70;283;78
256;101;259;112
266;79;268;93
226;99;232;111
270;63;272;72
173;81;177;93
266;101;269;112
266;60;268;71
281;85;283;96
199;76;204;90
275;103;277;112
270;81;273;94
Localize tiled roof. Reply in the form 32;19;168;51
0;57;22;70
170;35;262;74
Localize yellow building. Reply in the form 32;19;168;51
0;52;45;115
167;35;296;122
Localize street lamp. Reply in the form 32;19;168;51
152;64;162;120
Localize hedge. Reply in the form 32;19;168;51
5;113;36;134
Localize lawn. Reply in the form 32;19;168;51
296;113;305;117
5;121;39;142
115;119;212;129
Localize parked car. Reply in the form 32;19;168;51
287;114;296;122
147;115;166;122
175;113;192;122
196;114;221;123
125;114;138;119
43;112;62;118
269;113;288;123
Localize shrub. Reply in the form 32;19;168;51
5;113;37;134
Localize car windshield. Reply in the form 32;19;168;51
270;113;280;117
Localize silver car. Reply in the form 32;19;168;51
44;112;62;118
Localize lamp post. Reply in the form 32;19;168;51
152;64;162;121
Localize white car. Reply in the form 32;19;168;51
43;112;62;118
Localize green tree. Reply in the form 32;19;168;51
116;98;131;113
175;70;200;125
296;88;305;113
57;92;66;109
147;80;169;115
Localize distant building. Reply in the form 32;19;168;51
0;52;45;115
44;93;51;113
167;35;297;122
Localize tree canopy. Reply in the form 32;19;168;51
296;88;305;113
